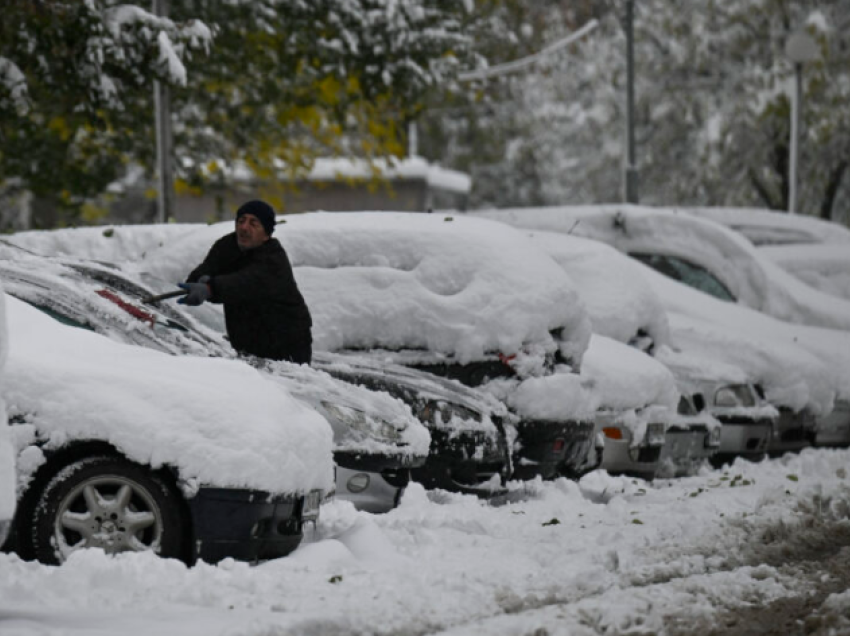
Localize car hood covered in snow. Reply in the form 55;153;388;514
3;295;335;496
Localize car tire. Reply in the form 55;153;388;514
27;455;186;564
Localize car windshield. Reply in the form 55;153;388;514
630;253;736;302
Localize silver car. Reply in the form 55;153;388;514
589;411;667;480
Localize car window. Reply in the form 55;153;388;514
27;303;94;331
630;253;736;302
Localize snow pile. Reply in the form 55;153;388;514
761;243;850;302
2;447;850;634
582;335;678;414
3;296;334;495
4;224;197;263
0;288;14;529
138;212;593;367
475;205;850;333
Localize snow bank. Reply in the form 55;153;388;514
139;212;593;367
4;296;334;495
475;205;850;333
2;447;850;635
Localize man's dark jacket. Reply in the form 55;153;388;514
187;233;312;361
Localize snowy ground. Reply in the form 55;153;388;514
3;447;850;636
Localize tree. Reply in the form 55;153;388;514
420;0;850;226
0;0;479;226
0;0;212;227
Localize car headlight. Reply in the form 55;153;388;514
321;401;403;442
715;385;756;408
705;426;722;448
417;401;481;426
644;423;666;447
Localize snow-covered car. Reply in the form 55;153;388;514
657;394;722;478
2;295;333;565
480;207;850;453
684;207;850;304
476;205;850;332
0;253;431;515
0;290;13;547
315;352;512;496
520;231;727;476
576;336;676;480
137;212;598;482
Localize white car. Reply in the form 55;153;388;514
0;253;431;514
2;295;334;565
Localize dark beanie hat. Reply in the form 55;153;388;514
236;200;276;236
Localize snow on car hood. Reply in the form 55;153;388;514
253;358;431;460
504;335;677;428
3;295;334;495
0;253;430;461
475;205;850;333
0;289;14;526
524;231;670;350
137;212;593;368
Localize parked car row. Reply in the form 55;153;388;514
2;206;848;567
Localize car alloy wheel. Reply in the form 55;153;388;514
29;455;186;564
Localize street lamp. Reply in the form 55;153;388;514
784;30;818;214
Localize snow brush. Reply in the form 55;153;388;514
140;289;189;304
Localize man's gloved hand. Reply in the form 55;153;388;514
177;276;211;306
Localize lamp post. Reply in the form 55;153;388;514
784;30;818;214
152;0;174;224
623;0;639;203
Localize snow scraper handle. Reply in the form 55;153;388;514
141;289;189;304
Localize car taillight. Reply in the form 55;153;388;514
602;427;623;440
498;353;517;367
552;438;565;452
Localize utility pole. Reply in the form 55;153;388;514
784;31;818;214
153;0;174;223
623;0;639;204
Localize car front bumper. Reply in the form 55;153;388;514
768;408;816;456
815;400;850;447
188;487;316;564
657;427;718;478
412;428;509;496
511;419;595;481
713;417;772;465
335;465;410;513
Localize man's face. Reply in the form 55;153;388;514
236;213;269;250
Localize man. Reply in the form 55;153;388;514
178;200;313;364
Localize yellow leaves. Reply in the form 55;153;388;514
174;178;203;197
318;76;343;106
144;187;158;200
80;202;108;223
48;116;73;141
